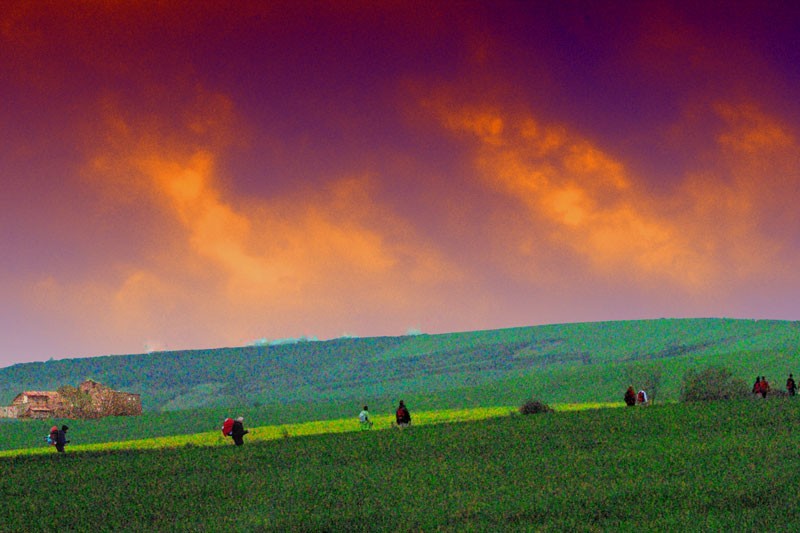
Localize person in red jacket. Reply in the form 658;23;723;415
752;376;762;397
759;376;770;398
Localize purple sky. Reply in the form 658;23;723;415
2;1;800;366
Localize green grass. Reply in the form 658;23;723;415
2;398;799;530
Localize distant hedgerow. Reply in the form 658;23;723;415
519;399;554;415
680;366;749;402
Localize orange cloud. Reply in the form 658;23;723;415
700;103;800;280
427;96;800;292
716;103;794;155
23;91;468;353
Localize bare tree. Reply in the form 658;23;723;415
56;385;94;418
626;363;663;405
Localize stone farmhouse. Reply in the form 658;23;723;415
1;379;142;419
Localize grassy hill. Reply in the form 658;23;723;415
1;318;798;414
2;399;799;530
3;318;798;530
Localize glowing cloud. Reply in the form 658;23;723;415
27;93;468;355
426;96;800;292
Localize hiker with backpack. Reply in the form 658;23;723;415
395;400;411;427
231;417;249;446
752;376;762;397
55;425;70;453
759;376;770;398
358;405;373;430
222;417;248;445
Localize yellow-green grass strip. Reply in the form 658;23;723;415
0;403;620;458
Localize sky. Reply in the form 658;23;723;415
2;1;800;366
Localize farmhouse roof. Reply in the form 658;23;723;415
11;390;60;405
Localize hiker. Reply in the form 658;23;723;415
624;386;636;407
752;376;762;397
787;374;797;396
231;417;248;446
760;376;770;398
637;390;648;406
55;425;70;453
395;400;411;427
358;405;373;429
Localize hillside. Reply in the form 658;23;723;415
1;318;798;412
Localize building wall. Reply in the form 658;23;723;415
115;393;143;415
2;382;142;419
0;405;22;418
12;393;56;407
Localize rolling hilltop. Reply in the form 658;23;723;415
2;318;799;413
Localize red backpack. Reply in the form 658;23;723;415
222;418;234;436
396;407;409;423
47;426;58;446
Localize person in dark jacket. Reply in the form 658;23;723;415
787;374;797;396
395;400;411;427
231;417;249;446
56;425;70;453
624;386;636;407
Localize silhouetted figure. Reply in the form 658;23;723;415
56;425;70;453
231;417;248;446
395;400;411;427
624;386;636;407
787;374;797;396
752;376;761;396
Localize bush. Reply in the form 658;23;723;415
680;366;749;402
519;399;554;415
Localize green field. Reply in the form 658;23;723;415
2;398;798;531
2;318;799;530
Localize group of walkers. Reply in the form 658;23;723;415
47;400;411;453
752;376;771;398
45;372;800;453
623;386;649;406
219;400;412;447
623;372;800;406
753;374;798;398
358;400;411;430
